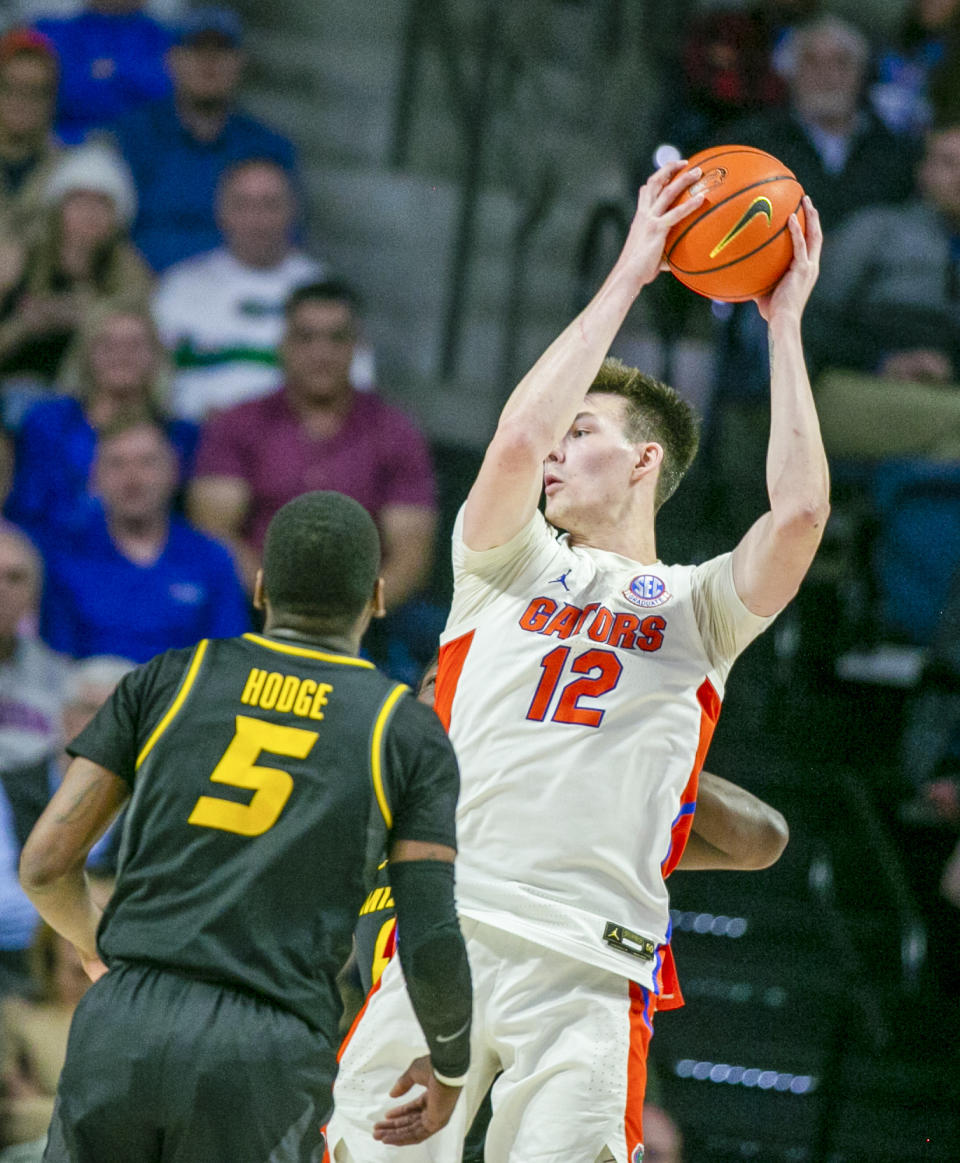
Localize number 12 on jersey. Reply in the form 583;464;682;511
526;646;622;727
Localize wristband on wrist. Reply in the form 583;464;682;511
432;1066;469;1087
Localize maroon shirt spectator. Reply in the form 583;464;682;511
189;279;437;611
194;388;434;554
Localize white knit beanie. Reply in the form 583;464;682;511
43;142;138;228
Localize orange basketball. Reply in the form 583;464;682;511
664;145;805;302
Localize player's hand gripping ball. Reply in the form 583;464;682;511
664;145;805;302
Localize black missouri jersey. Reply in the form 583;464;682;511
67;632;460;1032
354;860;396;994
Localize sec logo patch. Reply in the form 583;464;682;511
623;574;669;609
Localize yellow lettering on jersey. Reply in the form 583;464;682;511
371;917;397;987
259;672;283;710
358;885;397;917
293;680;317;716
240;667;267;705
309;683;333;720
238;670;335;722
275;674;301;713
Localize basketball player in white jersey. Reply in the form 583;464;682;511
326;160;827;1162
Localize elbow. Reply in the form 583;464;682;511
491;417;552;470
751;810;790;870
19;838;74;895
772;497;831;541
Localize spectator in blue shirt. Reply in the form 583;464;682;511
110;6;298;271
33;1;174;145
41;416;249;661
6;305;198;543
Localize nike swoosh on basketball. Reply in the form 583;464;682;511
709;196;774;259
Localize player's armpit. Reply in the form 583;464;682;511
678;771;789;872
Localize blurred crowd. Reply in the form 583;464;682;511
0;0;957;1155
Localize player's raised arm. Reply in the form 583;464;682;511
732;197;830;616
463;161;705;552
679;771;789;872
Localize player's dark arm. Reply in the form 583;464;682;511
373;837;471;1147
20;757;129;979
679;771;789;872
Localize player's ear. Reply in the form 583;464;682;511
371;577;386;620
252;569;265;611
632;441;663;481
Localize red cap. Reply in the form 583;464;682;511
0;28;59;68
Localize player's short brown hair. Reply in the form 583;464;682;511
588;357;700;509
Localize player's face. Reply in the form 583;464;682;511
542;393;644;534
95;426;178;523
282;301;357;404
920;127;960;219
417;659;438;706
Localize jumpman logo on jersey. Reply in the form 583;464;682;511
550;570;571;591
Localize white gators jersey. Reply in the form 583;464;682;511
435;508;774;990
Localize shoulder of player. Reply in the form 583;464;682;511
130;642;206;699
383;688;453;752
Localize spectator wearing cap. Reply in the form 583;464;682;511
32;1;174;145
0;28;60;246
110;5;298;271
0;140;151;399
41;416;249;662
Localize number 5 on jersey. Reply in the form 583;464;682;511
188;715;318;837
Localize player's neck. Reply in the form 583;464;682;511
262;621;361;657
567;524;658;563
560;498;658;563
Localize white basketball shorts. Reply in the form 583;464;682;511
325;918;655;1163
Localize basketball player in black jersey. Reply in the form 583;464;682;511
20;491;473;1163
